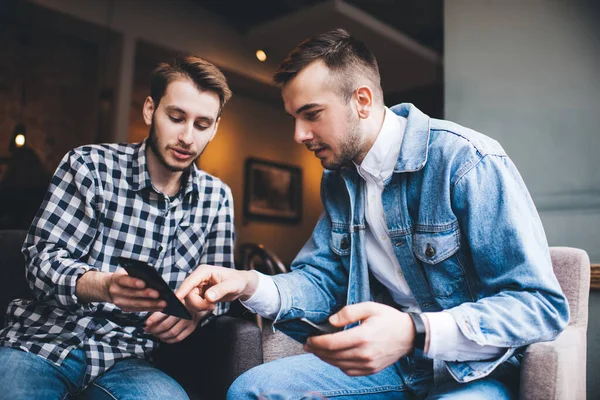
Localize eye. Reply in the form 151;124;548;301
305;110;321;121
194;123;210;131
169;115;183;123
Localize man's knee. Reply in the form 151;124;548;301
227;364;266;400
227;359;302;400
0;347;71;398
89;379;188;400
228;354;346;400
91;359;188;400
428;378;513;400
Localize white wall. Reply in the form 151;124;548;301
445;0;600;263
445;1;600;397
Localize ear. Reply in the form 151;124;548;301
208;117;221;142
142;96;155;126
354;86;373;119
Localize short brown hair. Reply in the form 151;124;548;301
150;55;232;116
273;29;382;103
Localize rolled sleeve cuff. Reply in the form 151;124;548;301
240;271;281;319
424;311;504;362
58;262;98;313
424;311;506;361
425;311;461;360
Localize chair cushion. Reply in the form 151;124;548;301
0;230;30;327
520;326;587;399
261;320;306;363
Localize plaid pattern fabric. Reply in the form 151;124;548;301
0;140;234;385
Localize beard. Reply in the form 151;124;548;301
321;110;363;171
148;119;201;173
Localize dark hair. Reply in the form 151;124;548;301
150;55;232;116
273;29;382;102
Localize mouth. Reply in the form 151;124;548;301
307;145;329;158
170;147;194;161
314;148;327;157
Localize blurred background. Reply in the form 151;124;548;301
0;0;598;395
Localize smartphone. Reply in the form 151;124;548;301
118;257;192;320
273;317;342;344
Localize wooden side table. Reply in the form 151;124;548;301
591;264;600;290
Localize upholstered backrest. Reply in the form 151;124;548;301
549;247;590;327
237;243;288;275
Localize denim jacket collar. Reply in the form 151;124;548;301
389;103;431;174
356;107;405;182
338;103;428;183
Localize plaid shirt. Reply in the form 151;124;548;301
0;140;234;385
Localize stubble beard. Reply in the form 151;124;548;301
322;112;363;171
148;120;201;173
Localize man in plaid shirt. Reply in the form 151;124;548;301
0;56;235;399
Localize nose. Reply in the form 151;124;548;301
294;120;313;144
178;122;195;145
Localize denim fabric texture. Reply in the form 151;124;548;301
228;353;514;399
0;347;188;399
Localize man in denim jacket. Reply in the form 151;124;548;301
179;29;568;399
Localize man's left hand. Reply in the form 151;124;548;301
144;307;212;344
304;301;416;376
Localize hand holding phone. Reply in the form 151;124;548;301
118;258;192;320
273;317;342;344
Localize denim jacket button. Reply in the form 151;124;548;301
340;238;349;250
425;243;435;258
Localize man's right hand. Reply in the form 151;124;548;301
76;269;166;312
175;265;258;312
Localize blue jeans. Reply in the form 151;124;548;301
0;347;188;399
227;354;513;400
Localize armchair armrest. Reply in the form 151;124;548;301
520;326;587;400
154;315;263;399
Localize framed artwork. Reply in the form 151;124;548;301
244;157;302;223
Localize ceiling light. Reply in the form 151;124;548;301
10;123;26;151
255;49;267;62
15;133;25;148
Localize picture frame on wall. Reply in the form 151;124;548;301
244;157;302;224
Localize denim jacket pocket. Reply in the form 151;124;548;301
330;229;351;257
412;227;465;299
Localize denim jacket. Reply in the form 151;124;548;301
272;103;569;383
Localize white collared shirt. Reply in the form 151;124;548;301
354;108;418;310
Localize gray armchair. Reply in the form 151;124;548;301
520;247;590;399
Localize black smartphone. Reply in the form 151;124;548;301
273;317;342;344
118;257;192;320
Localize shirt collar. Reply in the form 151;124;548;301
131;140;153;191
182;163;201;197
355;107;407;182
